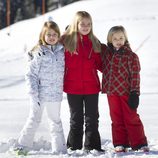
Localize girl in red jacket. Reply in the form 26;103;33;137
101;26;149;152
61;11;103;153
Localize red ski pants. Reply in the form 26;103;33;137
107;95;147;149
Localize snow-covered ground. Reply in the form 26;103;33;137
0;0;158;157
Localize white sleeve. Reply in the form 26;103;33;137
25;53;41;102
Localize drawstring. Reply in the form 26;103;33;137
88;48;93;59
80;35;93;59
51;45;56;51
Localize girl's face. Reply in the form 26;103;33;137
78;18;91;35
45;29;59;45
111;31;126;50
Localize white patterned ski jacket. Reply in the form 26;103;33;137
25;43;65;103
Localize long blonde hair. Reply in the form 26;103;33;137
32;21;60;51
62;11;101;53
107;25;130;47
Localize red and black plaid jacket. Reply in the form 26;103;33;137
101;44;140;96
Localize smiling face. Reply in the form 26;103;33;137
111;31;126;50
78;18;92;35
44;29;59;45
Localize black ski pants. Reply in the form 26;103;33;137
67;93;101;150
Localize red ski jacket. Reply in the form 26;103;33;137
64;35;102;94
101;44;140;96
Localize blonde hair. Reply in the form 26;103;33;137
107;25;130;47
32;21;60;51
62;11;101;53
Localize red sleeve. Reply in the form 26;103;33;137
128;53;141;95
94;52;102;72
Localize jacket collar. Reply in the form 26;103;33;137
40;43;64;53
78;33;89;42
108;43;132;54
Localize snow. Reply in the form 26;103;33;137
0;0;158;157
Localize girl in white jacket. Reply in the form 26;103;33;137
14;21;66;155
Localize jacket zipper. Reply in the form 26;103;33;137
107;54;115;93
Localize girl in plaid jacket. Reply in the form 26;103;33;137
101;26;149;152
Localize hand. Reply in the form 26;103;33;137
128;91;139;109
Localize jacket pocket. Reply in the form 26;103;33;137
64;67;80;80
